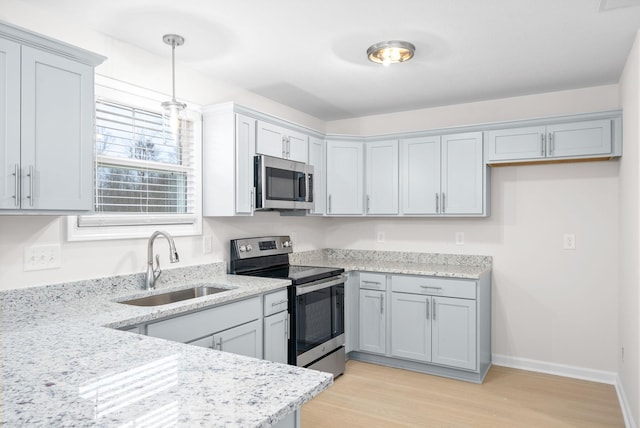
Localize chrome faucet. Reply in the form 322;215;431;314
145;230;180;290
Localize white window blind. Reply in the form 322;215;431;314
78;100;197;227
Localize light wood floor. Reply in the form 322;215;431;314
301;360;625;427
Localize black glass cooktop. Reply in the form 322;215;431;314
245;265;344;285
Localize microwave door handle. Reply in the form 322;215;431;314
298;174;306;199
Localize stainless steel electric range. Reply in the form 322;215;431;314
229;236;345;377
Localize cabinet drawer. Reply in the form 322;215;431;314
391;275;476;299
147;296;261;343
360;272;387;290
264;289;288;316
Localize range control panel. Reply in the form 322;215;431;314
231;235;293;260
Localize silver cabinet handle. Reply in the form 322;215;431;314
361;280;383;289
12;164;20;207
540;134;545;156
328;194;332;213
441;193;445;213
549;133;554;156
282;136;287;158
426;298;430;320
379;295;384;315
435;193;439;213
366;195;370;213
287;138;291;158
216;336;223;350
26;165;34;207
420;285;443;292
432;299;436;321
271;299;288;307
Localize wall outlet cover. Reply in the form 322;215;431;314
24;244;62;271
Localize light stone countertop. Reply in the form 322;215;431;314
289;249;492;279
1;262;332;427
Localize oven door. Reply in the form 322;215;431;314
291;275;345;367
255;155;314;210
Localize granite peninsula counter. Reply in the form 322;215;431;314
1;263;332;427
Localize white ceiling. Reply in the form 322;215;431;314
19;0;640;120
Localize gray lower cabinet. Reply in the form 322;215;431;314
391;293;477;370
352;271;491;383
358;273;387;354
263;289;289;364
146;296;263;359
189;320;262;359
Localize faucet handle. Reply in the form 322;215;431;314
153;254;162;281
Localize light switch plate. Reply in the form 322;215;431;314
455;232;465;245
24;244;62;271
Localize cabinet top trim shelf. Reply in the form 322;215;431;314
0;20;105;66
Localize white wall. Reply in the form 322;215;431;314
324;88;622;375
619;30;640;428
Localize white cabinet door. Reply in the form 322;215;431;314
400;136;440;214
287;130;308;163
365;140;398;215
308;136;325;215
431;297;476;370
264;311;289;364
326;140;364;215
20;46;94;211
215;319;263;359
256;121;308;162
236;114;256;214
256;120;287;159
391;293;431;362
485;126;546;162
486;120;612;163
0;38;21;209
441;132;484;215
359;289;386;354
547;119;612;158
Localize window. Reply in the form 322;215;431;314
67;76;202;241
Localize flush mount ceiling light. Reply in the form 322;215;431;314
161;34;186;116
367;40;416;66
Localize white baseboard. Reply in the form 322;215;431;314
492;354;617;384
493;354;636;428
615;373;638;428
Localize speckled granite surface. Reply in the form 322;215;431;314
1;262;332;427
289;249;492;279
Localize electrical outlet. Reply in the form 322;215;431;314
376;231;385;243
455;232;465;245
202;235;213;254
563;233;576;250
24;244;61;271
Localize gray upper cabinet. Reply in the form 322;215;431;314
441;132;485;215
486;118;617;164
307;136;325;215
365;140;399;215
400;132;485;216
257;120;308;163
326;139;364;215
203;106;256;216
0;23;104;213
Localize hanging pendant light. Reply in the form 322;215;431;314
161;34;186;131
367;40;415;66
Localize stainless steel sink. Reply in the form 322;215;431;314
118;285;232;306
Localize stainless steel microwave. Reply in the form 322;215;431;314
254;155;314;211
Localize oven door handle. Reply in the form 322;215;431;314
296;275;345;296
